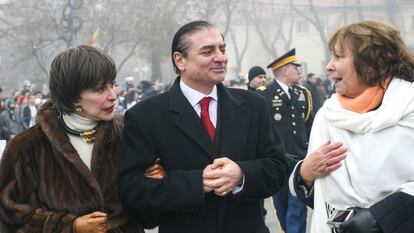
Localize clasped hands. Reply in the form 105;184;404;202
202;157;243;196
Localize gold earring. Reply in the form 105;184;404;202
74;103;83;112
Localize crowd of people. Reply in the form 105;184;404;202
0;19;413;233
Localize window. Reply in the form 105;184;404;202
297;20;309;33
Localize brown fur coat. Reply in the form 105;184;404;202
0;103;144;233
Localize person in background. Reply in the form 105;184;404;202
303;73;324;114
0;98;21;140
0;87;5;112
138;80;159;101
0;45;160;233
125;89;139;109
290;20;414;233
258;48;313;233
322;75;336;100
247;66;267;91
117;20;288;233
33;90;45;108
20;93;38;130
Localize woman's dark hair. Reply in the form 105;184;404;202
49;45;117;113
329;20;414;86
171;20;214;75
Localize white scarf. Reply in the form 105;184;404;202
294;78;414;233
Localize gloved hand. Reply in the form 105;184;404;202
144;157;166;179
73;211;108;233
339;207;382;233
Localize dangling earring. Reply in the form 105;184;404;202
74;103;83;112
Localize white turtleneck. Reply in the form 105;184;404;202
62;113;98;170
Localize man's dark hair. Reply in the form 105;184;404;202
171;20;214;75
49;45;116;113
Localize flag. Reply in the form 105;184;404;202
86;28;100;46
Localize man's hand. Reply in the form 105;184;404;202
73;211;108;233
144;157;166;179
202;164;217;193
300;141;347;187
203;157;243;196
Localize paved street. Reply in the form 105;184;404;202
145;197;312;233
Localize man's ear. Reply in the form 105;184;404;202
173;52;185;73
282;65;289;76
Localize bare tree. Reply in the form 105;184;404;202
290;0;330;66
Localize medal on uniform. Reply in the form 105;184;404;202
272;99;282;107
298;92;305;101
274;113;282;121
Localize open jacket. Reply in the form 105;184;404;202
118;77;288;233
0;102;143;233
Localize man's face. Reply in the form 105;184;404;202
175;27;228;94
308;75;317;84
284;64;301;86
250;74;267;88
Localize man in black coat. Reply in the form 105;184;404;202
117;20;288;233
258;48;313;233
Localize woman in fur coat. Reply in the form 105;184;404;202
0;45;160;233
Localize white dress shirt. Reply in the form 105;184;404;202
180;80;218;127
276;79;292;99
179;79;244;194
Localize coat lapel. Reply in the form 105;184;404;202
290;88;299;105
37;104;104;203
273;81;293;106
169;78;218;159
216;84;250;161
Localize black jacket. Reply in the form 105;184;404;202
118;77;288;233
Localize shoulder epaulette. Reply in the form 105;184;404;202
256;86;267;91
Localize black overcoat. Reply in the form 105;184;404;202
118;77;288;233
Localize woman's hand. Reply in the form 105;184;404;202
300;141;347;187
73;211;108;233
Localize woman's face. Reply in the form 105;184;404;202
326;44;370;98
76;82;117;121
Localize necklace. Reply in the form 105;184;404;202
58;113;98;144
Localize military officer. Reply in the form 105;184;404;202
258;48;313;233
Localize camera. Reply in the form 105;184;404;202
327;209;355;228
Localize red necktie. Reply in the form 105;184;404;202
200;97;215;142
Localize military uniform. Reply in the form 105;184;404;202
259;48;313;233
257;81;313;161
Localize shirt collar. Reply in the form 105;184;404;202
180;79;218;107
276;79;290;94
